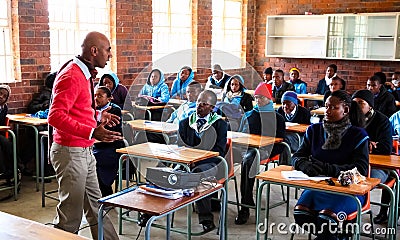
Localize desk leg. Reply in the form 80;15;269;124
187;205;192;240
379;183;396;240
219;187;227;240
256;181;267;240
145;216;156;240
98;204;105;240
146;110;152;121
166;214;171;240
41;135;45;207
8;130;18;200
162;133;169;145
28;125;40;192
348;195;362;240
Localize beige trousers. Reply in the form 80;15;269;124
50;143;119;240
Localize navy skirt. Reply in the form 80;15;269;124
297;190;366;215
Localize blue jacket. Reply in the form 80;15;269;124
170;69;194;99
291;79;307;94
139;69;170;103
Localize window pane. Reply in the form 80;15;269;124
212;0;243;69
0;0;15;83
49;0;110;71
152;0;192;73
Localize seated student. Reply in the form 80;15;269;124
272;69;294;103
178;90;228;232
20;72;56;176
167;81;202;124
316;64;344;95
28;72;56;114
98;70;133;112
205;64;230;90
138;68;170;103
289;68;307;94
93;86;125;197
170;66;195;100
136;81;201;145
277;91;311;152
384;71;400;101
323;76;346;103
0;85;17;184
367;75;396;117
234;82;288;225
351;90;392;224
222;74;253;113
292;90;369;240
262;67;273;84
137;90;227;231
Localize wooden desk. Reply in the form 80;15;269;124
7;114;48;191
245;89;255;96
273;103;281;110
121;110;134;120
370;154;400;237
0;211;89;240
126;120;178;144
255;165;380;240
0;127;18;200
104;142;228;239
310;106;325;116
228;131;283;148
168;98;187;106
132;103;173;121
297;94;324;102
285;123;309;134
116;142;219;165
98;185;224;240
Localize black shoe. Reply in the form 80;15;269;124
137;213;151;227
235;208;250;225
373;212;388;224
201;220;216;233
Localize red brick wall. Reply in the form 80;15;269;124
250;0;400;93
8;0;51;113
8;0;400;113
115;0;153;95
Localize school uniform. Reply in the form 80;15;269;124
292;123;369;214
93;102;125;196
277;105;311;152
139;69;170;103
374;86;397;117
178;112;227;224
236;103;287;207
272;82;295;103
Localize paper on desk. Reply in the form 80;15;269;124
137;187;183;199
281;170;330;181
285;122;299;127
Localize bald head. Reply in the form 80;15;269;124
81;31;112;68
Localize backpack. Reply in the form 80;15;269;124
214;102;243;119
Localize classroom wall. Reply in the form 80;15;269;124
251;0;400;93
7;0;400;113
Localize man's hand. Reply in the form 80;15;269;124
93;121;123;142
100;106;120;127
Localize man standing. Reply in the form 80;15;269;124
48;31;121;239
